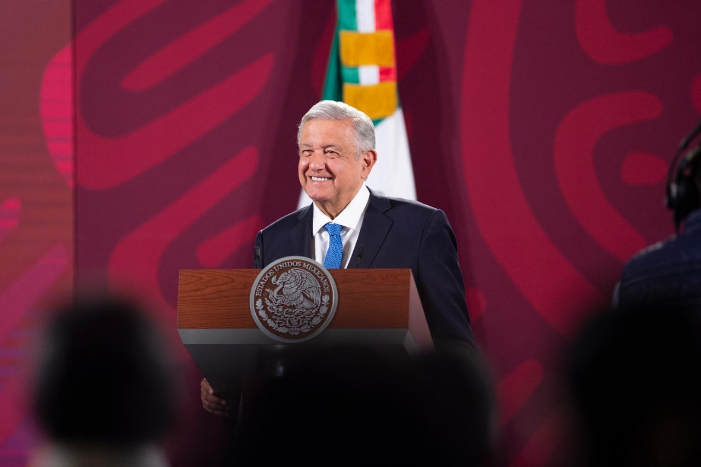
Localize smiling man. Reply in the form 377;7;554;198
298;114;376;220
201;101;475;417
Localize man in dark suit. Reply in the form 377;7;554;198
254;190;473;343
201;100;474;417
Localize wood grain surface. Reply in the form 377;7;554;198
177;268;421;330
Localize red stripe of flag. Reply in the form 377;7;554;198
379;66;396;82
374;0;393;30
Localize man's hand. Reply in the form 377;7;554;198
200;378;235;417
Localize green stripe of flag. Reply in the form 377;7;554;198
322;24;343;101
337;0;358;31
340;66;360;84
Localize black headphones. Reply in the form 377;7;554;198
666;120;701;231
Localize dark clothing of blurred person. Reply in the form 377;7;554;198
614;209;701;316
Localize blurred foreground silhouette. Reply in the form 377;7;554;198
29;292;178;467
228;345;498;466
566;305;701;467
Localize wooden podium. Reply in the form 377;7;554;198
177;268;432;396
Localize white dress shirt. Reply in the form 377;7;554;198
312;185;370;268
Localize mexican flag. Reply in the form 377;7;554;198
298;0;416;208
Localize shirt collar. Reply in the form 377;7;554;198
312;185;370;234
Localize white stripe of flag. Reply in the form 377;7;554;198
355;0;375;32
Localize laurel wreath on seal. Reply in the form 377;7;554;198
256;295;330;336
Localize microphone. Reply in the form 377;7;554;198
254;246;261;268
354;244;365;268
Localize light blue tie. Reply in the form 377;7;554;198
323;223;343;269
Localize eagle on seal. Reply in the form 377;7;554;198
269;268;321;309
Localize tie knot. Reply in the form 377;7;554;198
324;223;342;236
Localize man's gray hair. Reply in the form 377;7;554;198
297;100;376;158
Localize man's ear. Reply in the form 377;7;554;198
361;149;377;178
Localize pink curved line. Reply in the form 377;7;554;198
465;287;486;321
396;26;429;81
108;146;259;354
575;0;672;65
0;199;20;245
509;410;564;467
0;244;69;345
121;0;274;91
0;371;27;445
621;151;668;187
0;244;69;445
75;0;166;74
692;74;701;114
460;0;605;338
77;54;273;190
554;92;658;262
196;215;264;268
41;46;74;188
73;0;273;190
497;359;544;427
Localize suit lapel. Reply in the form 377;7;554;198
289;205;313;259
352;192;392;268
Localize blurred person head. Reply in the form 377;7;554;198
566;305;701;467
32;292;177;449
232;345;496;466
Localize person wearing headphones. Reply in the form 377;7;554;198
613;124;701;313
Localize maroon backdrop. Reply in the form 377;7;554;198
0;0;72;465
1;0;700;465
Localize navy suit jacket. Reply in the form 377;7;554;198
254;192;475;347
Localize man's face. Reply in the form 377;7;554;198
298;118;376;218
